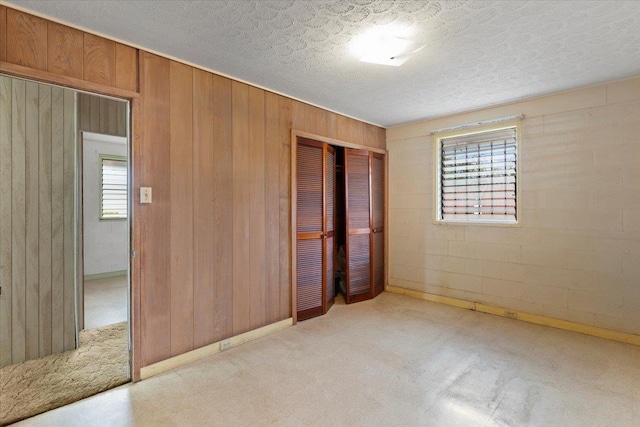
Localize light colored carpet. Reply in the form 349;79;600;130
0;322;129;426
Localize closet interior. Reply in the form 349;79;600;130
296;137;385;321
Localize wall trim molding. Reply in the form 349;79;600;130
83;270;127;282
139;318;293;380
385;286;640;346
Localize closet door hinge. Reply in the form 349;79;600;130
131;250;136;259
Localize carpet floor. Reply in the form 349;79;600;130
0;322;129;426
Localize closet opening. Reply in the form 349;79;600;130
293;136;385;322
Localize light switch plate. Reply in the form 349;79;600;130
140;187;152;203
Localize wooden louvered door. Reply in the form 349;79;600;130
296;138;335;321
325;146;336;311
344;149;373;303
371;153;385;296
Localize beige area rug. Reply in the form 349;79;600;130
0;322;129;426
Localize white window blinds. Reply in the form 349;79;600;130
438;126;517;223
100;157;127;220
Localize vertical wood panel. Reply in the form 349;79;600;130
292;100;304;130
47;22;83;80
326;111;338;140
6;9;47;71
303;103;317;135
78;93;91;133
62;89;75;351
25;81;40;360
11;78;26;363
140;52;171;365
278;96;292;319
77;92;126;137
350;120;365;146
212;74;233;342
98;97;110;134
264;92;280;324
0;6;8;62
38;84;53;357
117;99;127;137
249;86;266;327
192;68;214;348
0;76;12;368
336;114;350;143
88;93;100;131
169;60;194;356
232;81;251;335
115;43;138;92
83;33;116;86
50;86;64;354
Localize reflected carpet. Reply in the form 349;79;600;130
0;322;129;426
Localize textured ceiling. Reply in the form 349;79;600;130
7;1;640;127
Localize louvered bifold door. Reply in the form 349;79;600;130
296;141;324;320
296;139;334;321
325;146;336;310
371;153;385;297
345;149;372;304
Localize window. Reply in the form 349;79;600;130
436;125;518;224
100;155;127;220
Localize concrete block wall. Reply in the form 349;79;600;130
386;77;640;335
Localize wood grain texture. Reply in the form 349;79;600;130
62;89;75;351
83;33;115;86
38;84;53;357
0;6;8;62
77;92;127;137
0;77;76;366
139;52;171;366
249;86;266;327
47;22;83;80
6;9;47;71
212;74;233;342
1;60;139;99
231;81;251;335
326;111;338;140
264;92;281;324
169;60;194;357
25;81;39;360
115;43;138;92
292;100;304;131
278;96;292;319
192;68;215;348
50;86;64;355
0;76;12;368
11;78;27;364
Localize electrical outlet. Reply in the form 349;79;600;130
220;339;233;351
505;310;518;319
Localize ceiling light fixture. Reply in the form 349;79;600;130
350;25;420;66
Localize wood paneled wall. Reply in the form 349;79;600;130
1;5;385;373
291;100;386;150
0;75;77;368
138;52;385;367
0;6;137;92
78;92;127;137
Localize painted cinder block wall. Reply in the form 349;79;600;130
386;77;640;335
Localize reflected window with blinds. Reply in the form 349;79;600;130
100;155;127;220
436;125;518;224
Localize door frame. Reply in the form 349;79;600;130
290;129;386;324
0;62;142;381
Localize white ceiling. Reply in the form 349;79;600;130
8;0;640;127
